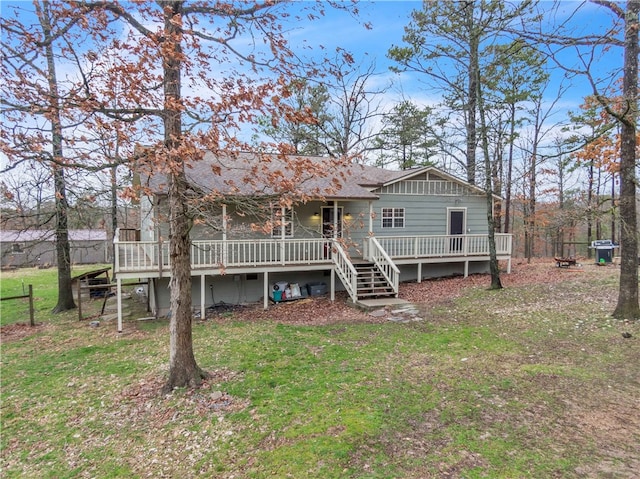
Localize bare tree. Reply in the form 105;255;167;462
523;0;638;319
1;0;92;312
73;0;361;392
318;59;389;159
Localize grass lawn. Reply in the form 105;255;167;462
0;264;113;326
1;262;638;478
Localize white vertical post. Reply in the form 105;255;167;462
222;204;228;266
263;271;269;310
368;201;373;235
117;277;123;333
113;230;120;273
330;268;335;302
280;206;286;265
464;261;469;278
417;263;422;283
201;274;206;319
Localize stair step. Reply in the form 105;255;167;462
357;286;394;291
357;281;389;287
358;284;393;292
357;291;396;298
350;261;397;300
357;274;386;280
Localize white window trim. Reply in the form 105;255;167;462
381;207;405;229
446;207;467;235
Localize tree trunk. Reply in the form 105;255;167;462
161;1;207;392
475;26;502;290
465;1;477;185
613;0;639;320
504;104;516;234
51;165;75;313
527;153;536;262
37;0;75;313
164;167;207;392
586;161;594;258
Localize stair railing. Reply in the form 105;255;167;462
331;240;358;303
368;237;400;297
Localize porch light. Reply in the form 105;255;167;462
313;212;320;217
345;212;352;219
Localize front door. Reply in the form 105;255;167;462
448;208;466;253
322;206;343;238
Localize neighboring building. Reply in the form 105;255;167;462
113;153;512;320
0;229;109;268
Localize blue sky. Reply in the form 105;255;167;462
1;0;627;171
287;0;625;113
1;0;622;115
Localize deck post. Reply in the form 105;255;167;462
263;271;269;310
158;238;163;278
222;204;228;265
113;230;120;273
117;277;123;333
330;268;335;302
281;206;286;265
368;200;373;234
464;261;469;278
417;263;422;283
200;274;206;320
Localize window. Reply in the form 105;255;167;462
11;243;24;254
271;207;293;237
382;208;405;228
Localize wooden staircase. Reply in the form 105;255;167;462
355;262;396;299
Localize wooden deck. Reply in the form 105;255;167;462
114;234;513;278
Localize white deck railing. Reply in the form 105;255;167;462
373;233;512;259
368;237;400;296
115;237;331;273
114;240;170;273
114;234;513;274
332;242;358;303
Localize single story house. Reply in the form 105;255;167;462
0;229;109;268
112;152;512;324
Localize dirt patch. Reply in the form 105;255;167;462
120;369;249;417
0;322;49;342
230;293;376;325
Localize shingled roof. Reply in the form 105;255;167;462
143;152;415;201
0;229;108;243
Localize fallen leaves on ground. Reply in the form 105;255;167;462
227;258;600;325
